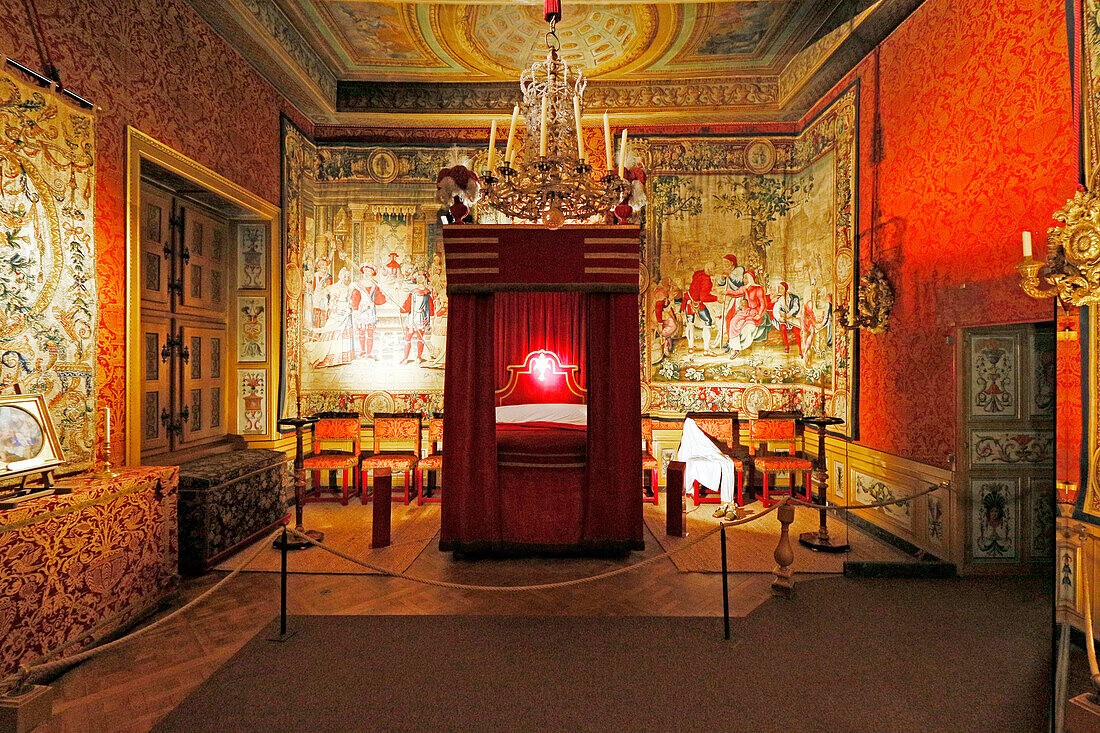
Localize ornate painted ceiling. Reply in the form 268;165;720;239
187;0;925;124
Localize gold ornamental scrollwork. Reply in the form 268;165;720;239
1019;189;1100;306
837;263;895;334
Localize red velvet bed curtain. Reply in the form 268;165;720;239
440;293;499;549
493;292;586;389
583;293;643;547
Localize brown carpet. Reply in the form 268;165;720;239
213;502;439;576
153;575;1052;733
643;501;911;573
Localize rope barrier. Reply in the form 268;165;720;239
784;481;950;514
0;479;952;696
284;513;747;592
0;526;286;696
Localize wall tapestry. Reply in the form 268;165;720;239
0;65;97;469
282;118;468;418
635;83;858;434
281;86;857;427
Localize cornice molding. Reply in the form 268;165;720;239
336;77;781;115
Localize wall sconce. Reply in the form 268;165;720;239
1018;189;1100;306
837;263;895;334
1057;480;1080;517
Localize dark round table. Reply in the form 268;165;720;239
797;415;849;553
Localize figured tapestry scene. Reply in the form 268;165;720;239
282;86;857;431
0;67;97;469
637;85;857;431
283;120;475;418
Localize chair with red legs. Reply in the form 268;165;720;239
415;414;443;506
301;412;361;506
684;412;746;508
642;416;660;505
360;413;421;505
747;416;813;508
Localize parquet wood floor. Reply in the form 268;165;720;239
33;523;823;733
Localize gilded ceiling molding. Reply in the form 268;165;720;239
236;0;337;100
336;78;779;114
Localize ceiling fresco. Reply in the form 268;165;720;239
278;1;833;82
187;0;925;122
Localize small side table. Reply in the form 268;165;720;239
275;416;325;550
797;415;849;553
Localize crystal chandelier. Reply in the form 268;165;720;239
480;1;630;229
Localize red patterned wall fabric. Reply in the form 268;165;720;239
0;0;306;459
804;0;1072;467
0;466;178;679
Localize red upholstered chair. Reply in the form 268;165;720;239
361;413;421;505
641;416;659;505
747;417;812;508
415;414;444;506
685;412;746;507
302;413;361;506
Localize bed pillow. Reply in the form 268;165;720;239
495;403;587;426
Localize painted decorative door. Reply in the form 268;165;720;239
139;181;231;461
178;208;228;319
139;313;172;454
178;322;227;447
140;187;172;307
963;322;1055;570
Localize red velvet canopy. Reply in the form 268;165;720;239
440;225;643;554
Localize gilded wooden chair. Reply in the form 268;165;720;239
415;414;443;506
302;412;361;506
747;417;812;508
360;413;421;505
642;416;659;505
684;412;747;507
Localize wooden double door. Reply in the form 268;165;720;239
961;321;1055;572
139;183;230;460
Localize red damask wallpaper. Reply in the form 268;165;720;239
805;0;1073;468
0;0;308;460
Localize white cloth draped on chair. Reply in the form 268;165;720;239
677;417;739;504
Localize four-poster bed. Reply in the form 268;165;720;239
440;225;643;555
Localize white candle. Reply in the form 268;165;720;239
504;105;519;165
618;128;628;178
573;97;584;160
487;119;498;171
105;406;111;439
603;112;613;171
540;95;549;157
1022;230;1033;258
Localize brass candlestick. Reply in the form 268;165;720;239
89;406;119;479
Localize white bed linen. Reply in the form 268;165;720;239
676;417;738;504
495;403;587;426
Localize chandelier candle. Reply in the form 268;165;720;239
540;95;549;157
573;97;584;159
504;105;519;165
487;119;498;171
1022;230;1032;257
603;112;613;170
618;129;628;177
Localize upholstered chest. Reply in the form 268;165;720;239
177;448;289;574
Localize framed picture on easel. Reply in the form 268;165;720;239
0;393;67;508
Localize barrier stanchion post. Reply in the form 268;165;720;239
268;525;297;642
771;501;796;597
280;526;288;635
667;461;686;537
721;523;730;640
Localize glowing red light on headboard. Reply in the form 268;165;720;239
496;350;585;405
